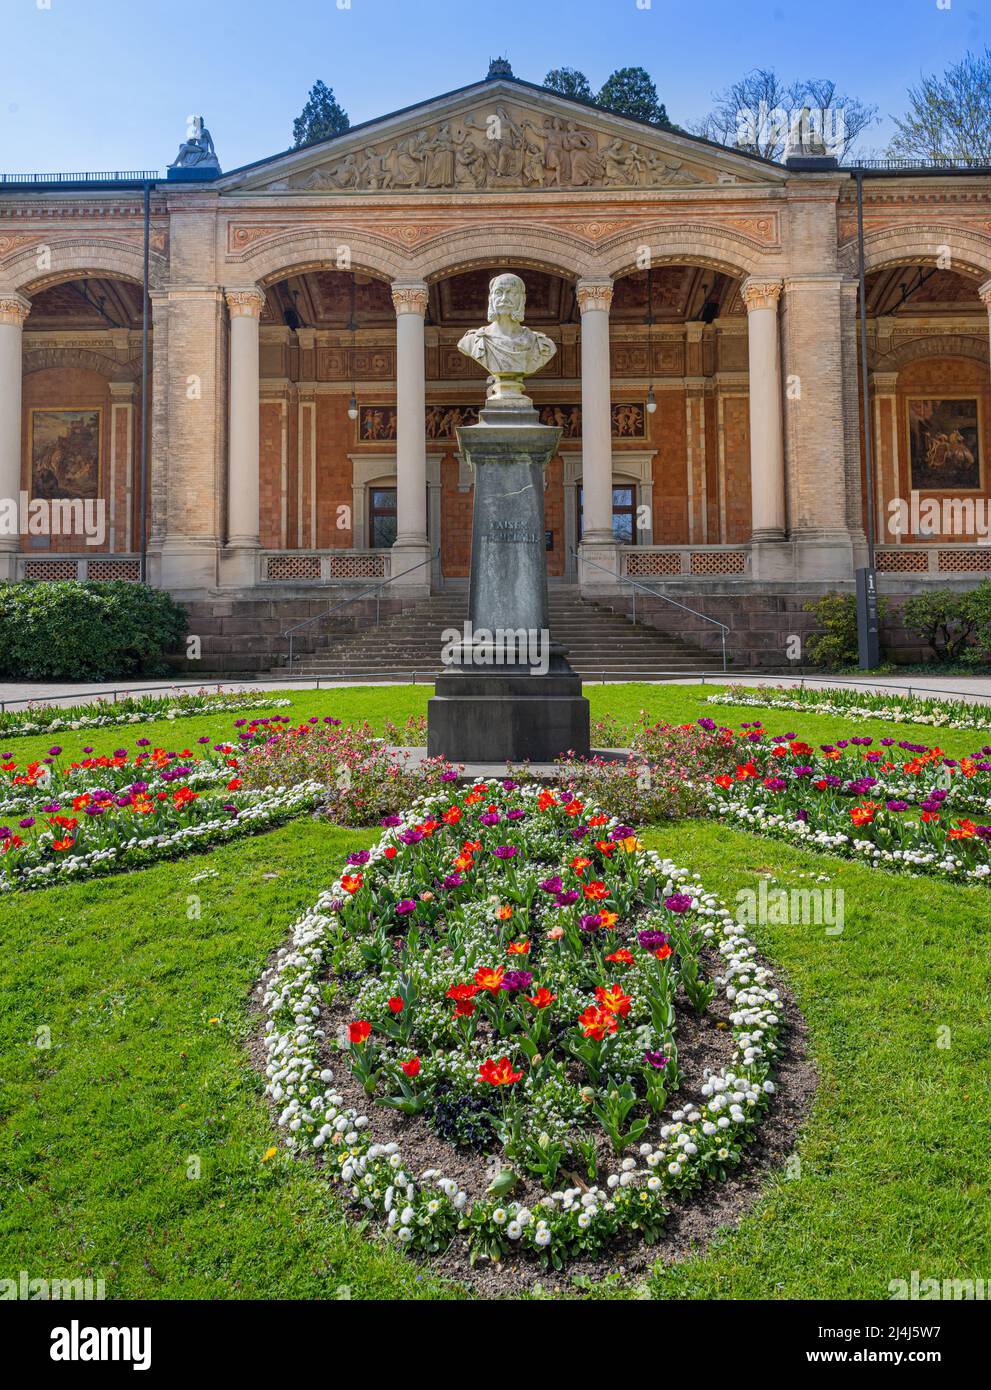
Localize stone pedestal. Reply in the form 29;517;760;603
427;397;590;762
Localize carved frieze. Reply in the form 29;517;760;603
262;101;746;195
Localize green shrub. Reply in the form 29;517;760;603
802;591;888;669
0;581;187;681
900;588;981;664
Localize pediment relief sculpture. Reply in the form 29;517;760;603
271;103;743;194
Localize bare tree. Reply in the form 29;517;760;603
692;68;877;162
888;49;991;163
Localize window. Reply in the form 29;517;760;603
369;487;397;549
577;484;637;544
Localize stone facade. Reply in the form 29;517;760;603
2;74;991;668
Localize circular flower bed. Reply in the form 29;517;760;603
261;780;783;1274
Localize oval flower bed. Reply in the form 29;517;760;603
261;780;782;1275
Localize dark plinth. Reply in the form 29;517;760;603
428;652;589;762
426;394;590;763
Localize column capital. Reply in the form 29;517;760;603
979;279;991;308
741;278;783;312
225;287;265;318
575;278;613;314
0;293;31;327
391;281;429;316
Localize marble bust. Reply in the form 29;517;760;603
457;273;556;399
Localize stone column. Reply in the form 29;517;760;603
0;293;30;580
779;273;855;579
741;278;786;544
391;281;431;594
223;287;265;586
576;277;617;591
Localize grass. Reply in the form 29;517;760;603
4;681;989;767
0;819;453;1299
1;683;989;1299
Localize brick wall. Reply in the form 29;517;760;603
20;365;145;555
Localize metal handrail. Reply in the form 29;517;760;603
284;551;439;672
573;549;729;671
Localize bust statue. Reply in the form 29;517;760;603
457;273;556;400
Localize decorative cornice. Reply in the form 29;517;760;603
0;293;31;327
225;287;266;318
741;278;783;312
391;282;429;316
575;278;614;314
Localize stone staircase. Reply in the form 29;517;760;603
276;587;724;680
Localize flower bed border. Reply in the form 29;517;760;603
0;781;323;893
260;781;782;1273
0;693;291;741
705;687;991;734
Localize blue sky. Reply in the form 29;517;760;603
0;0;987;174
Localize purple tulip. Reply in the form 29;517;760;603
500;970;533;993
644;1051;668;1069
664;893;693;914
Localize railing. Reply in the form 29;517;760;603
15;554;142;582
0;170;159;185
260;549;391;584
875;544;991;577
283;550;438;672
620;544;751;579
574;549;730;671
850;158;991;171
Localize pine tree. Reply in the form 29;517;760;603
596;68;670;127
544;67;594;102
293;81;350;148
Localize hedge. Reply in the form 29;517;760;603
0;581;188;681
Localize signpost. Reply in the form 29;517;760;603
856;566;881;669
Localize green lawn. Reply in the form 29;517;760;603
5;681;988;766
1;683;989;1299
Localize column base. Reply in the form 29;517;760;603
151;540;221;591
0;548;18;582
390;540;433;596
217;544;259;589
577;539;621;594
428;661;590;763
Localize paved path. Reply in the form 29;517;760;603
1;671;991;713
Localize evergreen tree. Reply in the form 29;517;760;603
596;67;669;127
543;67;594;102
293;81;350;148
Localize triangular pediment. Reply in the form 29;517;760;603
218;79;787;195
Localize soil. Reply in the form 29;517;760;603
250;941;816;1299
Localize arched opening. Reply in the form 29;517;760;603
19;273;149;570
590;264;749;581
863;264;991;557
258;266;396;565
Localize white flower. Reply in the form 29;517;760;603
535;1228;551;1247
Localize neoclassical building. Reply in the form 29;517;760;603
2;69;991;666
